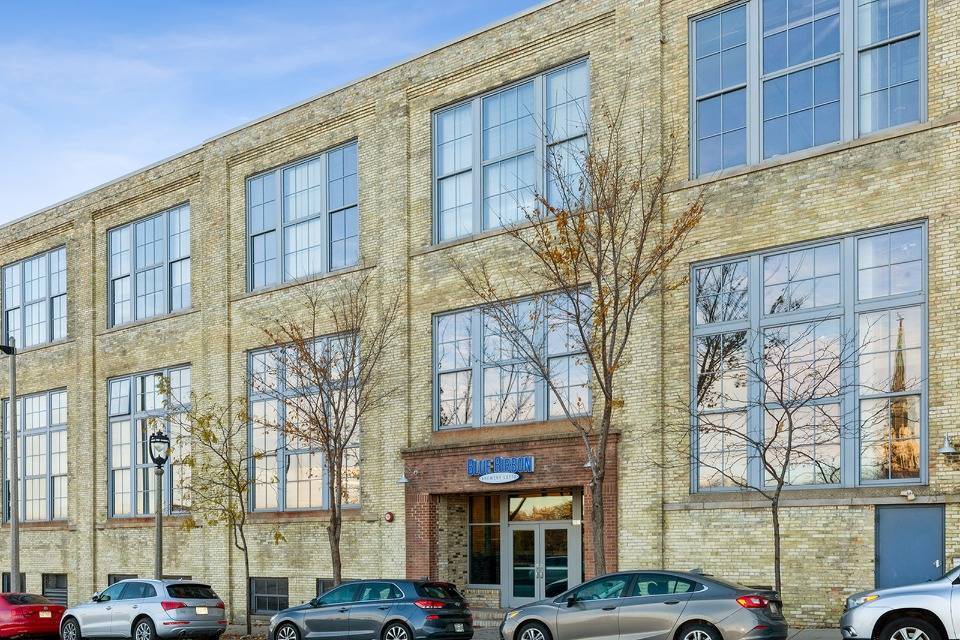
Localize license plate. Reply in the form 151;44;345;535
39;612;52;618
769;603;780;614
196;607;208;615
454;623;464;632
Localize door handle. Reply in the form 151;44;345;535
602;606;617;611
934;559;942;568
132;605;139;610
105;606;112;610
378;606;390;610
338;607;349;613
665;601;680;605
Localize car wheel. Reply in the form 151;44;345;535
382;622;411;640
518;622;552;640
881;617;943;640
679;623;722;640
275;623;300;640
61;618;82;640
132;617;157;640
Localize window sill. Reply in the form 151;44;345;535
670;112;960;192
4;338;74;356
99;308;199;336
0;519;72;531
99;515;191;529
232;262;376;304
668;484;943;510
404;423;618;455
246;508;365;524
412;217;547;258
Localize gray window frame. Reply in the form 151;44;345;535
106;365;191;518
108;574;138;586
2;246;67;348
249;577;289;615
432;296;591;430
245;140;360;292
688;0;928;177
246;343;361;513
2;389;68;523
431;58;590;244
688;221;928;491
107;203;191;328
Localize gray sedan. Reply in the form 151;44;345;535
60;579;226;640
841;566;960;640
499;570;786;640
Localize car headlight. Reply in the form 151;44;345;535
506;610;520;619
848;594;880;609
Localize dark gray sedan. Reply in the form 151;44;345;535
499;570;786;640
268;580;473;640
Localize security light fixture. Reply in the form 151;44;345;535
148;430;171;467
938;434;957;455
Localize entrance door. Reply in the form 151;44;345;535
876;505;944;589
508;524;574;607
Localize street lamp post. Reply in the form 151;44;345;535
148;429;170;580
1;339;18;593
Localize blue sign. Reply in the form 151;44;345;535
467;455;535;478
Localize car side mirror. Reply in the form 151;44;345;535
91;593;100;602
566;595;578;608
312;598;324;607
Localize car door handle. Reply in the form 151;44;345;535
338;607;349;613
378;606;390;610
665;601;680;605
602;606;617;611
105;606;112;611
132;606;139;610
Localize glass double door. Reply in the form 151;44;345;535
509;523;577;607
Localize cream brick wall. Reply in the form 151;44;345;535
0;0;955;628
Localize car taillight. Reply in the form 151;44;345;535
414;600;446;609
161;602;188;611
425;614;440;621
737;595;770;609
214;601;225;609
10;609;26;619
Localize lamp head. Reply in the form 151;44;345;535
938;434;957;455
148;430;171;467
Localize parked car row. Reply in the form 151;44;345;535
1;566;957;640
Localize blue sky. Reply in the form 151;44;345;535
0;0;539;225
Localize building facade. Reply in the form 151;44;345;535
0;0;957;627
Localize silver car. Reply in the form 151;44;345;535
60;579;227;640
841;566;960;640
500;570;786;640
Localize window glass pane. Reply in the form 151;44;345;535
249;173;278;235
168;205;190;261
482;82;535;161
23;301;47;348
436;104;473;177
763;243;840;312
283;219;323;280
4;264;21;309
859;36;921;135
171;258;191;311
546;63;589;143
251;231;279;288
285;451;323;509
469;495;500;523
469;525;500;584
857;227;921;298
329;207;359;270
483;152;535;229
438;371;473;427
547;135;588;208
549;355;590;417
694;261;749;324
283;158;324;223
858;0;920;47
763;60;840;158
438;172;473;241
858;306;922;393
483;365;536;423
859;395;920;480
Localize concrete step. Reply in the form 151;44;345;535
471;607;508;628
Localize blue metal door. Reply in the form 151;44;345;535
876;505;944;589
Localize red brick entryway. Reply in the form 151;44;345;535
401;432;618;596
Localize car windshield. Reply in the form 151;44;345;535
3;594;51;605
933;566;960;582
166;584;218;599
415;583;462;600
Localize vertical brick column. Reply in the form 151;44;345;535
406;489;439;580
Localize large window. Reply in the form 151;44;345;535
434;296;590;429
41;574;68;606
108;203;191;327
690;0;925;176
691;223;926;490
2;247;67;348
433;59;589;243
468;495;500;585
107;366;191;516
247;341;361;512
2;390;68;522
247;142;359;291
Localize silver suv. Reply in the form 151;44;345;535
841;566;960;640
60;579;227;640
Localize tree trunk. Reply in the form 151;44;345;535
590;472;607;576
771;499;782;595
239;527;252;636
329;504;343;585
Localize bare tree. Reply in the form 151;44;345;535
256;268;402;585
158;383;279;635
451;97;706;575
676;284;920;593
